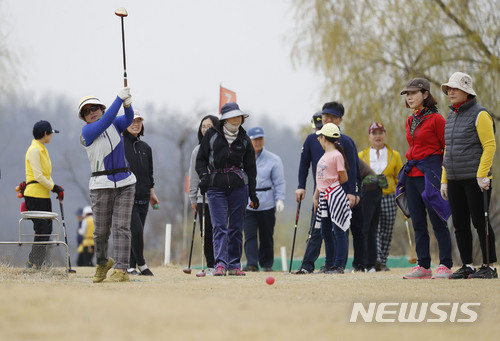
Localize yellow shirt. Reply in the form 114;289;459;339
24;139;54;198
442;111;496;183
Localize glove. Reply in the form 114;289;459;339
275;199;285;213
124;95;132;107
118;87;131;100
52;184;64;201
477;177;490;191
199;175;209;195
250;195;259;210
440;183;448;201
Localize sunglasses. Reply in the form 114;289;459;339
82;105;103;117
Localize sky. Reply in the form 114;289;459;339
2;0;323;131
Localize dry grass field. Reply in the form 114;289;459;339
0;265;499;341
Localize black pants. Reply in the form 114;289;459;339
24;196;52;266
130;203;149;268
243;208;276;268
360;188;382;268
198;202;215;268
348;203;365;269
448;179;497;265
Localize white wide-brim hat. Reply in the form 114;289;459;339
441;72;476;96
78;96;106;120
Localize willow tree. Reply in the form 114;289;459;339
290;0;500;259
291;0;500;144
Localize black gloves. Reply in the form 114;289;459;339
250;195;259;210
199;175;209;195
52;184;64;201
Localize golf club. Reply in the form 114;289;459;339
59;201;76;273
405;218;417;264
297;208;315;273
483;189;490;266
196;195;206;277
183;211;197;274
114;7;128;87
289;201;301;273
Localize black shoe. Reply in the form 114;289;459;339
469;265;498;279
380;265;390;271
374;260;382;272
262;267;274;272
351;266;365;273
325;266;344;274
140;268;154;276
293;268;311;275
316;265;336;274
242;265;259;272
449;265;476;279
127;268;139;276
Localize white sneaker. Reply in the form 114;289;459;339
204;268;216;276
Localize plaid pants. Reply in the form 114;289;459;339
377;193;398;266
90;184;135;269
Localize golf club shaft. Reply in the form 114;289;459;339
297;206;314;272
289;201;301;273
201;194;206;272
405;218;417;263
483;189;490;265
120;17;127;87
59;201;75;271
187;212;197;269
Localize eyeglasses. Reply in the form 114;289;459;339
82;105;103;116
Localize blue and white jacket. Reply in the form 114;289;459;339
80;96;136;190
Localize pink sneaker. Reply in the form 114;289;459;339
432;264;452;279
214;265;226;276
403;265;432;279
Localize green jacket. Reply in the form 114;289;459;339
359;144;402;195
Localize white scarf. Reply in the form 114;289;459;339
223;122;239;145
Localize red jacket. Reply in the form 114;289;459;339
405;108;446;177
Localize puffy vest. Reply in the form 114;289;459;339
443;99;494;180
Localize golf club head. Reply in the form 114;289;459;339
115;7;128;17
69;269;77;274
408;258;417;264
195;271;206;277
182;267;192;274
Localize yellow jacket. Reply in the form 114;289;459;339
359;144;403;195
80;216;95;247
24;139;54;198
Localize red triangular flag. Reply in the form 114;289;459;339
219;85;237;113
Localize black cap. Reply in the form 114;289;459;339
33;120;59;139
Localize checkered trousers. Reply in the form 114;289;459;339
90;184;135;269
377;193;398;265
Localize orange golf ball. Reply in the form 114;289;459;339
266;276;275;285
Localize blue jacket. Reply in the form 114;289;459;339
247;148;286;211
80;96;136;190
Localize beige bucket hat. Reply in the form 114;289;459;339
441;72;476;96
